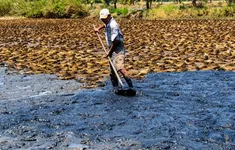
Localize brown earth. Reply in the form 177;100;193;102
0;18;235;87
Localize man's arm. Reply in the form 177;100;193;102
106;38;120;57
94;24;105;32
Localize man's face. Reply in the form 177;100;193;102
101;16;110;24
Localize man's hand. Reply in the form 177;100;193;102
93;24;105;33
94;27;99;33
105;51;111;58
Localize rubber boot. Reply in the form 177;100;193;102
124;77;133;88
110;73;118;87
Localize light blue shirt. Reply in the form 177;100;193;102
105;18;125;54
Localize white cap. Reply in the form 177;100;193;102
99;8;110;19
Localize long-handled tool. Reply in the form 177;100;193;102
93;24;136;96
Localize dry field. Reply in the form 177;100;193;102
0;18;235;86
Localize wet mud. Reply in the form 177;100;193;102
0;67;235;150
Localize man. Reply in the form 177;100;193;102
94;8;134;92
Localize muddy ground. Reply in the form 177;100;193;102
0;66;235;150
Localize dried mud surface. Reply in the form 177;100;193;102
0;19;235;87
1;66;235;150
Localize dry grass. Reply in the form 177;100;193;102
93;1;234;19
0;16;26;20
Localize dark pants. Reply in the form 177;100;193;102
109;62;133;88
109;62;119;87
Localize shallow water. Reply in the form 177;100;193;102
0;67;81;101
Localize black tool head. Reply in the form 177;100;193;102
115;88;136;97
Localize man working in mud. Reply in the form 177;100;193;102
94;8;134;93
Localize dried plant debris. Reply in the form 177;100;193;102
0;19;235;86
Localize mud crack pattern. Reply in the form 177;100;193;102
0;19;235;87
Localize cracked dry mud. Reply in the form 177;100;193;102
0;67;235;150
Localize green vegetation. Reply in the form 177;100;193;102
0;0;12;16
0;0;89;18
110;7;129;16
0;0;234;19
